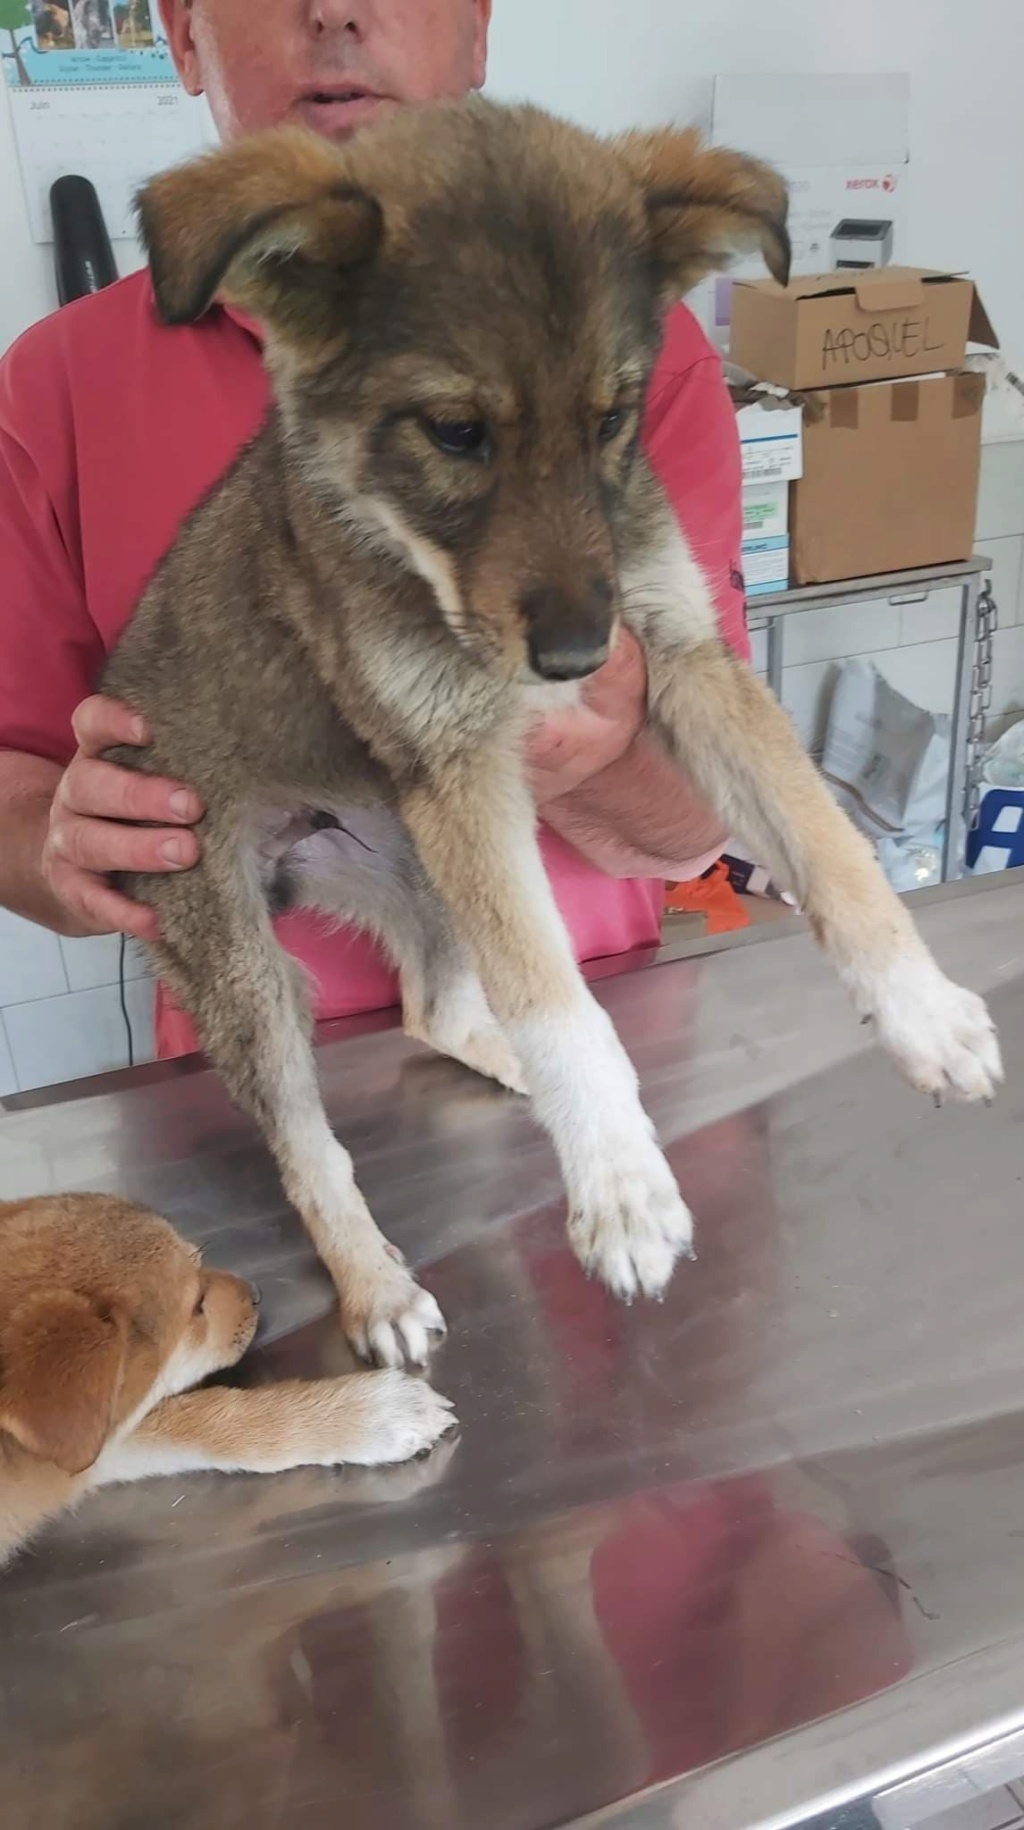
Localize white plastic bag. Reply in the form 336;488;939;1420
980;718;1024;790
819;659;949;889
821;659;950;837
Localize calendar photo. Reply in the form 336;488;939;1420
113;1;155;49
33;2;115;53
3;0;174;85
30;1;156;53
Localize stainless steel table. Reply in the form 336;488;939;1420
3;871;1024;1830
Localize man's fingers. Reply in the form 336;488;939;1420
40;701;195;940
59;756;202;826
49;813;200;877
578;624;647;714
48;864;160;941
71;693;151;755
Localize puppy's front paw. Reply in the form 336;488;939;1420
341;1370;456;1467
862;949;1003;1102
568;1145;694;1302
341;1250;447;1370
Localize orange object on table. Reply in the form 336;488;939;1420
664;860;751;935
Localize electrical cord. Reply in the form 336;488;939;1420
118;933;135;1069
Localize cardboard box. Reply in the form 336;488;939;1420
790;372;985;586
742;535;790;597
743;481;789;541
736;400;803;484
730;268;997;392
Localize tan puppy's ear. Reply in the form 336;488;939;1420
616;127;790;301
136;125;383;338
0;1290;128;1475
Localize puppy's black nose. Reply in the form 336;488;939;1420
248;1281;262;1307
529;640;610;682
522;576;614;682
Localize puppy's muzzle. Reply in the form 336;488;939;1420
523;577;615;682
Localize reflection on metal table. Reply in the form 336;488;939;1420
2;870;1024;1830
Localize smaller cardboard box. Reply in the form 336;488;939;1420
790;372;985;586
736;400;803;484
730;268;997;391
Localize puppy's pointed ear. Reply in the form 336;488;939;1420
0;1289;128;1475
616;127;790;302
137;126;383;341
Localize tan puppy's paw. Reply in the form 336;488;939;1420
336;1370;456;1466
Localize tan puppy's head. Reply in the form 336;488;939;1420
138;97;788;684
0;1196;258;1475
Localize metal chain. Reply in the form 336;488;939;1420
965;582;999;831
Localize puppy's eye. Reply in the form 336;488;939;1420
598;409;626;444
193;1289;207;1318
423;417;490;459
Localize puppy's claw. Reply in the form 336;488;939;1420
345;1278;446;1372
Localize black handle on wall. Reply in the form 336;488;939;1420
50;175;119;307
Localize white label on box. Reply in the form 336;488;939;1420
741;439;801;485
742;535;789;596
738;403;804;484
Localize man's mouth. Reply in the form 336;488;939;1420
294;86;393;134
306;86;374;104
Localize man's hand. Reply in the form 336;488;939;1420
40;695;203;940
526;628;727;878
526;625;651;803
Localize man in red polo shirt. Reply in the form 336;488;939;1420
0;0;746;1058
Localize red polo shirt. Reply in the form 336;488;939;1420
0;275;746;1056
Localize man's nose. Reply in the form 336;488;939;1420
309;3;366;38
522;575;615;682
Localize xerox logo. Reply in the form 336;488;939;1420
846;173;900;192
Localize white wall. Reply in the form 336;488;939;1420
487;0;1024;370
4;2;1024;358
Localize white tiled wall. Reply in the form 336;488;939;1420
0;916;153;1097
3;442;1024;1099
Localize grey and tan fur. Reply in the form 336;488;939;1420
103;100;1000;1404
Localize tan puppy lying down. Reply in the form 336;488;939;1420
0;1194;453;1567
